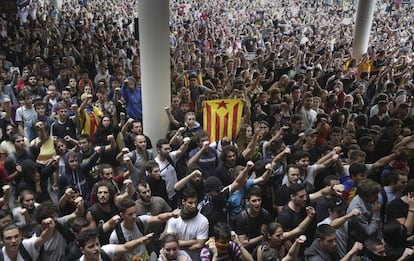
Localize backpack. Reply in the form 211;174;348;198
252;241;278;261
130;150;154;165
100;249;111;261
114;218;152;261
380;188;388;223
115;219;145;244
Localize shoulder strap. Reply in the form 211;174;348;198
380;188;388;221
241;209;249;222
35;227;45;257
136;218;145;233
19;242;33;261
166;155;176;170
115;223;127;244
214;149;219;167
100;249;111;261
0;245;3;261
130;150;137;164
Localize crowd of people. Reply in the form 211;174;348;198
2;0;414;260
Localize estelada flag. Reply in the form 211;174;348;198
184;70;203;86
203;99;243;142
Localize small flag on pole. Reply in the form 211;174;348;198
203;99;244;142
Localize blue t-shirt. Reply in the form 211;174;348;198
227;179;255;217
188;147;218;178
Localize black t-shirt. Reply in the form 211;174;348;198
283;131;299;146
277;204;316;252
146;177;169;204
51;117;77;142
88;203;118;244
315;197;331;223
234;208;272;252
274;184;290;208
386;197;408;220
215;156;247;186
199;187;231;236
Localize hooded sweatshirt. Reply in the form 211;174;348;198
304;239;339;261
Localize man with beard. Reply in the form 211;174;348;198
24;73;46;101
166;188;209;261
283;149;341;188
121;134;154;186
174;166;205;203
155;138;190;208
122;119;153;151
199;161;254;236
188;131;219;179
51;88;75;118
78;134;116;182
110;198;180;260
215;145;247;186
296;92;317;130
136;181;172;252
58;148;101;203
86;180;120;244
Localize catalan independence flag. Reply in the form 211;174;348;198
184;70;203;86
203;99;244;142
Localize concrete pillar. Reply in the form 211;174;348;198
352;0;376;59
138;0;170;145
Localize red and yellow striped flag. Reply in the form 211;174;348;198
203;99;244;142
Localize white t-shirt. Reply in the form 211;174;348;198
2;236;39;261
155;151;178;199
15;105;37;140
109;216;150;260
167;212;209;261
79;244;116;261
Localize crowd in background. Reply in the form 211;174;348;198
2;0;414;260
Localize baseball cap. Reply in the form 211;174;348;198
328;197;347;212
369;125;381;134
204;176;223;193
305;128;318;136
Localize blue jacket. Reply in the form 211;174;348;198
121;77;142;120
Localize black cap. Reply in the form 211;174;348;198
305;128;318;136
328;197;347;212
204;176;223;193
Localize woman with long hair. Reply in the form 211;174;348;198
12;190;40;228
93;115;121;171
256;222;305;261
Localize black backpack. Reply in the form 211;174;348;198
100;249;111;261
114;218;155;256
114;219;145;244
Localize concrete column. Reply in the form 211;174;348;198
138;0;170;145
352;0;376;59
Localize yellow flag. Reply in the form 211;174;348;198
203;99;243;142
